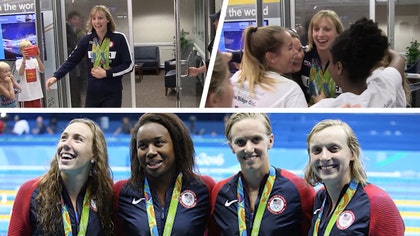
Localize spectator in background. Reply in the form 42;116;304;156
210;113;315;235
66;10;88;107
113;116;134;136
188;10;241;77
205;52;234;107
32;116;53;135
66;11;85;53
0;62;20;108
15;39;45;107
113;113;215;235
287;29;307;98
8;118;114;235
49;117;58;133
0;119;4;134
304;119;404;235
12;115;30;135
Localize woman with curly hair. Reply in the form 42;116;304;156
311;17;406;108
113;113;215;235
8;118;114;236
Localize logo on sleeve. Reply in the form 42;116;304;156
180;190;197;208
336;210;355;230
267;195;286;215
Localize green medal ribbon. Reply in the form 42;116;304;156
313;179;358;236
92;37;110;69
237;166;276;236
61;188;90;236
144;172;183;236
308;60;335;99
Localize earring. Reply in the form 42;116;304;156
91;159;95;164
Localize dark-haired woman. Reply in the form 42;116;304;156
311;17;406;108
114;113;215;235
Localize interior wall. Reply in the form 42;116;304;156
132;1;212;66
132;0;175;64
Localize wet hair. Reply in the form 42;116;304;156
330;17;389;83
307;10;343;52
87;5;116;33
207;52;230;104
128;113;199;192
304;119;367;186
224;113;272;141
239;25;291;94
36;118;114;235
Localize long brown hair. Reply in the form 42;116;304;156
36;118;114;235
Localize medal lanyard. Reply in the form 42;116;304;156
237;166;276;236
313;179;358;236
92;37;110;69
144;172;182;236
62;188;90;236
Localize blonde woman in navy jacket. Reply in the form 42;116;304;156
46;5;133;107
210;113;315;236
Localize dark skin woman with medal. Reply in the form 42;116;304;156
114;113;215;235
210;113;315;235
8;118;114;235
304;119;404;235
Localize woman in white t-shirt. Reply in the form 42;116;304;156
231;25;307;108
311;17;406;108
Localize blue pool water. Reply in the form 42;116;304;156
1;113;419;235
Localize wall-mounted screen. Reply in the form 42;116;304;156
220;20;268;52
0;13;36;60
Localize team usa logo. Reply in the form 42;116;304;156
336;210;355;230
179;190;197;208
267;195;286;215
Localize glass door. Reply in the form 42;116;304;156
43;0;134;107
175;0;207;107
293;0;369;46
